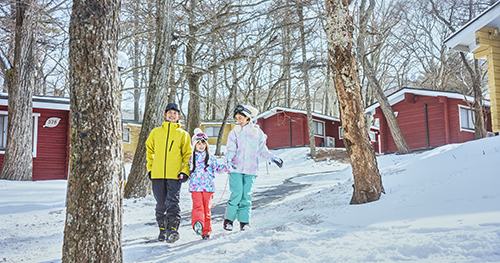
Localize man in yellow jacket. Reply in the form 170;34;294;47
146;103;192;243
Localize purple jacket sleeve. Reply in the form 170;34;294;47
211;155;229;173
256;128;276;161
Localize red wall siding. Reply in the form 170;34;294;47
377;95;446;153
258;110;347;149
33;108;70;180
0;106;69;181
259;112;307;148
375;93;492;153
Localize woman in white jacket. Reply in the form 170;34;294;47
223;104;283;231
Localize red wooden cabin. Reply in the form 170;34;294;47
0;93;70;181
365;88;495;154
255;107;381;152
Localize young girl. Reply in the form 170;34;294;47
223;104;283;231
189;128;228;240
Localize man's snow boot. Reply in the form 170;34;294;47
240;222;250;231
193;221;203;235
158;222;167;241
223;219;233;231
166;217;180;243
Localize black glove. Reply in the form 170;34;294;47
178;172;189;183
272;157;283;168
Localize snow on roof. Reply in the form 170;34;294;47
200;120;237;125
256;106;341;122
0;92;70;111
443;1;500;52
365;87;491;115
122;119;142;126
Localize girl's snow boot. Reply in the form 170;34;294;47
193;221;203;235
202;235;210;240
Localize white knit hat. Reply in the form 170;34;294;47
192;128;208;149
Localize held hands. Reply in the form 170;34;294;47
271;157;284;168
178;172;189;183
228;162;237;170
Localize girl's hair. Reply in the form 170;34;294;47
191;141;210;174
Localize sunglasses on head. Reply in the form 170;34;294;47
234;105;251;115
196;133;208;141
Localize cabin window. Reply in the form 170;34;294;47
0;111;40;157
123;127;131;143
313;120;324;136
0;115;8;149
204;126;221;137
369;131;376;142
339;126;343;139
459;106;475;131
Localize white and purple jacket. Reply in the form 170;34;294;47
189;151;228;192
225;123;276;175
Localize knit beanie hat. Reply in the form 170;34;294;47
165;103;180;113
192;128;209;149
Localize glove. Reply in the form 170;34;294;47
178;172;189;183
228;162;237;170
272;157;283;168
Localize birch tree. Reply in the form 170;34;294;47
325;0;384;204
62;0;123;261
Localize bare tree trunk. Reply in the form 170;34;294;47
215;64;237;156
471;59;486;138
125;0;173;199
430;0;486;139
62;1;123;262
298;3;316;158
325;0;384;204
0;0;37;181
357;0;411;154
186;0;200;135
167;45;179;104
211;46;218;120
133;5;141;122
281;1;292;108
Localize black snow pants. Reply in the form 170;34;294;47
152;179;181;229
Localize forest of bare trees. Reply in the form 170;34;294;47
1;0;493;123
1;0;497;260
0;0;494;187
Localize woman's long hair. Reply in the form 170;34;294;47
191;141;210;174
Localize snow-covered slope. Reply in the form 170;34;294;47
1;136;499;262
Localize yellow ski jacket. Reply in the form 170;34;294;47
146;121;192;179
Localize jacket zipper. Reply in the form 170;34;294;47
164;122;171;179
169;141;174;152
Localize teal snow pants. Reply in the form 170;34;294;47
224;172;256;223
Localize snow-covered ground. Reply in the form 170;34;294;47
1;136;500;262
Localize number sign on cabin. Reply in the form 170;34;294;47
43;117;61;128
